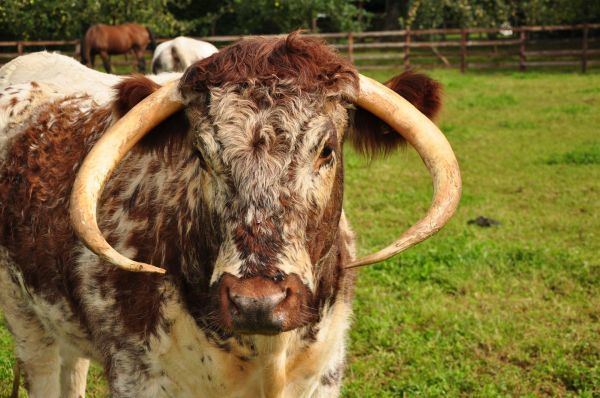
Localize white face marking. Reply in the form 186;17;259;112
210;237;244;284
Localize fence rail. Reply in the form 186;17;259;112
1;24;598;73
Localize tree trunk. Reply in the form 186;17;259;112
384;0;402;30
358;0;364;26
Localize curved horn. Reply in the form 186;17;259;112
346;74;461;269
69;80;183;274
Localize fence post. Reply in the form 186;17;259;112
519;30;527;71
404;28;411;68
582;23;589;73
17;41;23;56
347;32;354;63
460;28;467;73
75;40;81;57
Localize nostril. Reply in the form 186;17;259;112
285;287;292;297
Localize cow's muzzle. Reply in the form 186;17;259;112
218;273;309;334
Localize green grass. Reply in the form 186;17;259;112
2;69;599;397
342;69;600;397
546;142;600;166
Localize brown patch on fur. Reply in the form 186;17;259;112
234;219;283;276
349;70;443;157
0;96;112;321
94;174;176;337
113;76;190;161
306;150;356;314
93;267;164;337
320;363;343;386
94;143;212;337
306;154;343;266
179;32;358;98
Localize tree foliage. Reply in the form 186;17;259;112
0;0;189;40
0;0;368;40
0;0;598;41
169;0;369;36
400;0;600;29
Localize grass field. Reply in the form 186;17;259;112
1;68;599;397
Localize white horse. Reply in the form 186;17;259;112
152;36;218;73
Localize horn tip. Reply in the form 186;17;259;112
130;261;166;275
143;264;167;275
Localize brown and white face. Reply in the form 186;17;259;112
69;34;461;336
181;82;351;333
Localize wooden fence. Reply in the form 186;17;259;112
1;24;598;73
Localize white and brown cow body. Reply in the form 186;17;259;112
0;34;441;397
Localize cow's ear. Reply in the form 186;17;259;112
113;75;161;117
348;70;442;157
113;75;189;159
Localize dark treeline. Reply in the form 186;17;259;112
0;0;598;40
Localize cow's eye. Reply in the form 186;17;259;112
319;145;333;160
314;143;335;171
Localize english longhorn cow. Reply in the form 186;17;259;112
0;33;460;397
152;36;219;74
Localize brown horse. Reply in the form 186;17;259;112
82;23;156;73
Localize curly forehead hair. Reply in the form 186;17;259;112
179;31;359;98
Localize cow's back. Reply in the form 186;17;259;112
0;52;121;104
